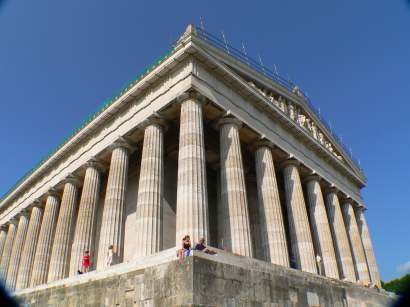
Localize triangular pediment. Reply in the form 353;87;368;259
181;27;365;184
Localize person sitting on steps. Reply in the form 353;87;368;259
194;237;217;255
177;235;191;260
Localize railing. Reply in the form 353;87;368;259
193;26;363;172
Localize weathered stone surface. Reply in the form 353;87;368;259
254;143;289;266
324;189;356;282
176;95;209;245
30;193;60;287
6;213;29;291
0;220;17;282
70;161;102;276
48;179;79;282
16;205;43;290
281;159;317;274
97;141;130;268
0;226;7;264
135;122;164;258
356;206;381;287
305;176;339;279
219;117;253;257
14;250;394;307
342;200;371;283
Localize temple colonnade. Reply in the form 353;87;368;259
0;92;381;291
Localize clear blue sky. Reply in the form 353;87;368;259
0;0;409;281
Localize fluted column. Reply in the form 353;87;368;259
324;189;356;282
0;220;17;282
218;117;253;257
305;175;339;278
48;176;79;282
176;94;209;245
342;199;371;283
135;120;165;258
30;191;60;287
0;226;7;263
355;206;381;287
254;142;289;266
281;159;317;274
97;138;130;269
16;203;43;290
6;212;29;291
69;160;102;276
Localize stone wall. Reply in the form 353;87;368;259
192;252;393;306
14;249;394;307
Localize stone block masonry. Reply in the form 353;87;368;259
14;249;394;307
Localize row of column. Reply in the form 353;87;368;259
0;147;128;291
171;93;380;288
0;130;162;291
0;92;380;292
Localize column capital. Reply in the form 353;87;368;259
140;115;168;131
109;136;134;151
303;173;321;184
249;138;275;152
176;91;207;104
46;187;60;199
8;217;18;226
341;196;355;207
217;116;242;129
26;198;42;211
18;209;30;219
340;196;356;209
323;185;339;195
84;157;106;172
27;199;42;210
356;203;367;212
279;158;300;170
62;173;81;187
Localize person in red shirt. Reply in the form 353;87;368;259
83;250;91;273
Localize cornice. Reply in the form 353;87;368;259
0;36;192;210
190;37;366;187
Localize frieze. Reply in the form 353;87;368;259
248;81;344;162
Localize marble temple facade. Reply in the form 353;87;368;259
0;25;386;306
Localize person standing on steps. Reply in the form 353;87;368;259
82;250;91;273
106;245;115;267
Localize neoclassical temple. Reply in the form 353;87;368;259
0;25;386;305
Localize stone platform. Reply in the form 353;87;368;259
14;248;394;307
